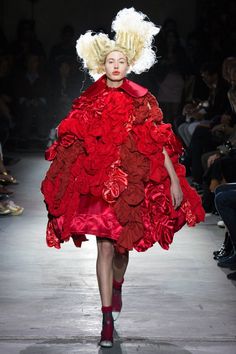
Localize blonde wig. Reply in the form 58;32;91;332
76;8;160;79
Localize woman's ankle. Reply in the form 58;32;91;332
113;278;124;290
101;306;112;313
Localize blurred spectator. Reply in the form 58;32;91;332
187;59;235;185
214;183;236;269
178;62;229;147
156;29;187;123
181;31;208;106
156;18;184;53
185;31;207;76
201;126;236;212
0;144;23;216
15;52;49;148
213;231;233;263
10;19;45;74
0;54;15;147
47;57;78;146
49;25;78;79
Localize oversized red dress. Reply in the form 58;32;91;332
41;75;205;253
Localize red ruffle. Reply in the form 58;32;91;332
41;76;205;253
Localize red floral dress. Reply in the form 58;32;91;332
41;75;205;253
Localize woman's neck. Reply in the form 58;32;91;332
106;77;124;88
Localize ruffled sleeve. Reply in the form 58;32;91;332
135;92;184;172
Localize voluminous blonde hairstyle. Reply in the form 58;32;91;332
76;8;160;80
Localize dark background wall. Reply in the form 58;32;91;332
1;0;197;53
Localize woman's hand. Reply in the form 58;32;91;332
207;153;220;167
162;147;183;209
170;179;183;209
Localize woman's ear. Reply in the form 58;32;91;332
126;63;131;74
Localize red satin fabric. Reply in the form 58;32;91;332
41;75;205;253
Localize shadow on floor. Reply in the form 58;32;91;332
19;332;193;354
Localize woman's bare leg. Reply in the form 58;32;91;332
96;238;114;306
97;238;114;347
113;250;129;281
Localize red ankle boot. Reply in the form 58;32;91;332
112;278;124;321
99;306;114;348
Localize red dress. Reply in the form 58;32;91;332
41;75;205;253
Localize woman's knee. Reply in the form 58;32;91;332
113;250;129;267
97;239;114;258
114;250;128;260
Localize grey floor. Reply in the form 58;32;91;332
0;154;235;354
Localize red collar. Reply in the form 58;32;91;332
121;77;148;97
82;75;148;99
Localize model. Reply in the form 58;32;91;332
41;8;205;348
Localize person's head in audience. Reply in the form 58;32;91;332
228;64;236;114
229;64;236;88
165;30;180;49
60;25;75;46
222;57;236;83
200;62;220;88
162;18;178;33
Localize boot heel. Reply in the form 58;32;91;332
112;278;124;321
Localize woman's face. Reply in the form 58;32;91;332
222;58;236;82
104;51;129;85
230;67;236;87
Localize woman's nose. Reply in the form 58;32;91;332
114;61;119;68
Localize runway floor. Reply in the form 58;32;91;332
0;153;235;354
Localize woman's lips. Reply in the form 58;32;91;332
112;71;120;75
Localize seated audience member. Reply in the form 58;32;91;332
178;61;229;147
10;19;45;75
213;231;232;262
0;143;23;216
201;126;236;212
187;59;236;186
0;198;24;215
214;183;236;270
0;54;15;145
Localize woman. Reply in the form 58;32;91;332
41;8;205;348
